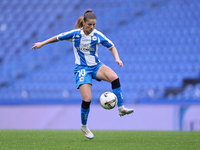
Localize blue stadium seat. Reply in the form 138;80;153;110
1;0;200;104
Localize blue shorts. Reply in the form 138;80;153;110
74;62;104;89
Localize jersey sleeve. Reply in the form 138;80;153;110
97;31;114;49
57;29;78;41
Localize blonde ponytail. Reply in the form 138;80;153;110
75;16;84;29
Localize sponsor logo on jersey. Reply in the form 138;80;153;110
75;35;80;38
77;44;94;51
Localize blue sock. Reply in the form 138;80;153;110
112;87;124;107
81;107;90;125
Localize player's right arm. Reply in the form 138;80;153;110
31;35;58;50
31;29;78;50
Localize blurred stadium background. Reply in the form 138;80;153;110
0;0;200;130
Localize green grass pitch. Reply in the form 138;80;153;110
0;130;199;150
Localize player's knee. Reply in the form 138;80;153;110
109;74;118;83
82;95;92;102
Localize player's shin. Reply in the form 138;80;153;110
111;78;124;107
81;100;91;125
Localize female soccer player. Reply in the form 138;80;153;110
32;9;134;139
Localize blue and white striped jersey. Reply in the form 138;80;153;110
57;28;114;66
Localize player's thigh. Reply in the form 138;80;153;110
79;84;92;102
96;65;118;82
75;66;92;89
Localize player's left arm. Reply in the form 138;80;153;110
97;31;123;67
109;46;123;67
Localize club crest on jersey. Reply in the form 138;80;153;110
92;36;97;41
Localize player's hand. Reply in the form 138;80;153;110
116;59;123;67
31;42;43;50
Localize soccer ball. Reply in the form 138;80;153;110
100;92;117;110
